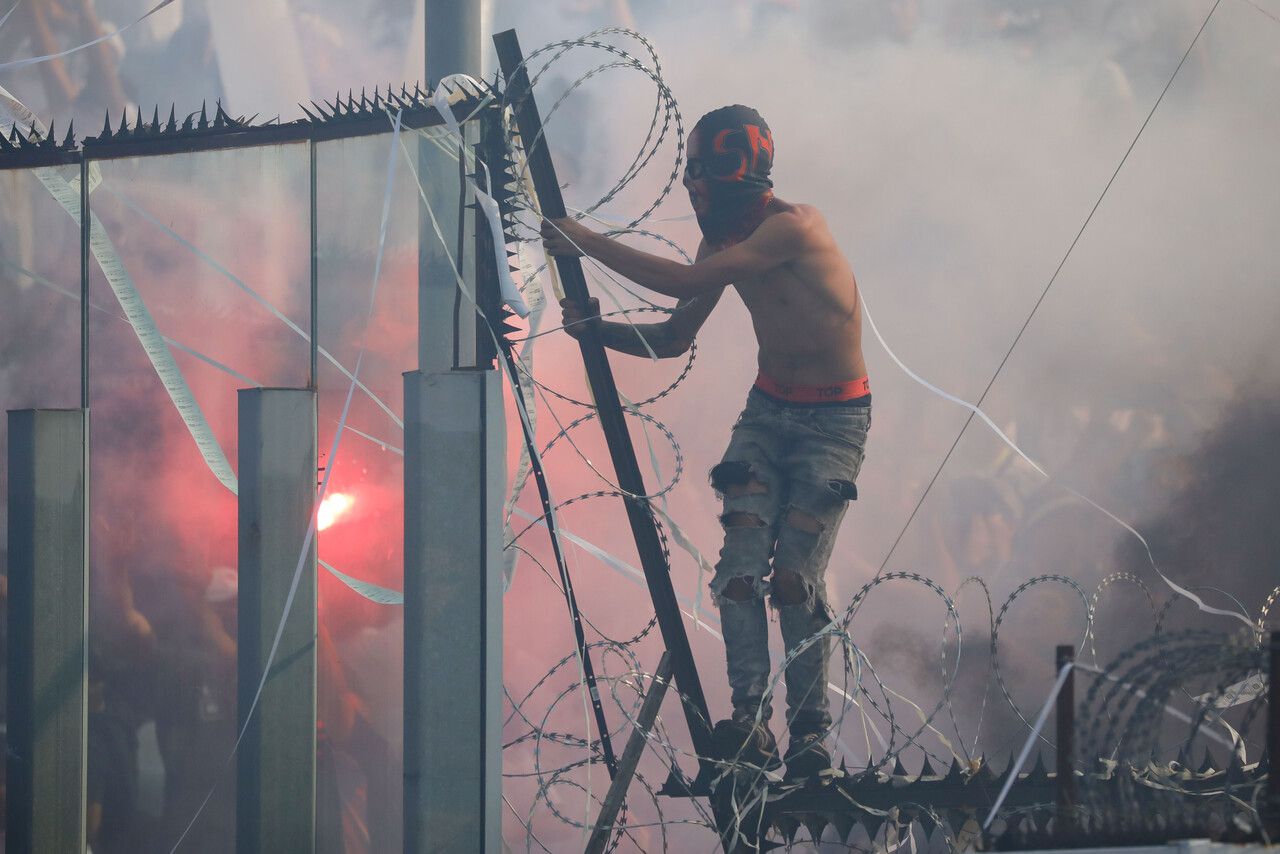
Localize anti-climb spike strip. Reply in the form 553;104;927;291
1029;750;1048;781
134;106;144;135
802;815;828;844
165;105;177;133
62;121;75;148
198;101;209;130
150;105;160;132
830;812;855;842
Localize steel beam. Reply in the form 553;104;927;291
1267;631;1280;833
1055;644;1076;829
418;0;482;371
236;389;317;854
587;654;673;854
404;369;504;853
5;409;88;854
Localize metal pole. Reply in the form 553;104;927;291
494;29;718;780
80;157;90;409
418;0;482;371
426;0;482;88
586;653;673;854
236;389;317;854
6;409;88;854
1267;631;1280;830
1055;644;1076;830
404;369;504;853
309;140;318;388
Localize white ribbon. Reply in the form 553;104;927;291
1194;673;1266;710
431;75;529;318
0;1;22;33
861;290;1252;629
1;84;238;494
0;0;180;73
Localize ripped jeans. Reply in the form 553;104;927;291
709;387;870;734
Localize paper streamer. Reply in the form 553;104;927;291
501;246;545;591
861;291;1252;629
1194;673;1266;710
1;85;238;494
0;0;179;73
0;1;21;33
320;559;404;605
431;75;530;318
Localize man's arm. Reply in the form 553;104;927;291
542;211;813;299
561;240;722;358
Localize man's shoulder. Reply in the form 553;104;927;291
762;201;832;247
768;200;828;230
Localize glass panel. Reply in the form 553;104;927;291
0;165;83;812
86;142;309;852
314;128;419;853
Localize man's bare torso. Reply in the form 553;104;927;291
715;198;866;387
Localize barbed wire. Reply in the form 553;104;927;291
489;27;1278;853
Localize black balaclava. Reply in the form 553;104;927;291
689;105;775;248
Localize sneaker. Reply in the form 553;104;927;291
784;730;833;781
711;716;779;770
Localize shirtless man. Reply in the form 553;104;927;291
541;105;869;779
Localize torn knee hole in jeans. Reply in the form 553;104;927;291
710;461;769;498
721;511;767;529
722;576;762;601
712;574;769;606
771;568;813;607
783;507;824;535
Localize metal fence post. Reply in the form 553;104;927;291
5;409;88;854
1056;644;1076;830
403;369;504;853
236;388;317;854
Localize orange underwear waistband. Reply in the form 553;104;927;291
753;372;870;404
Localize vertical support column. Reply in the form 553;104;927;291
1266;631;1280;830
418;0;481;372
404;369;504;853
236;389;317;854
1055;644;1076;829
6;409;88;854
